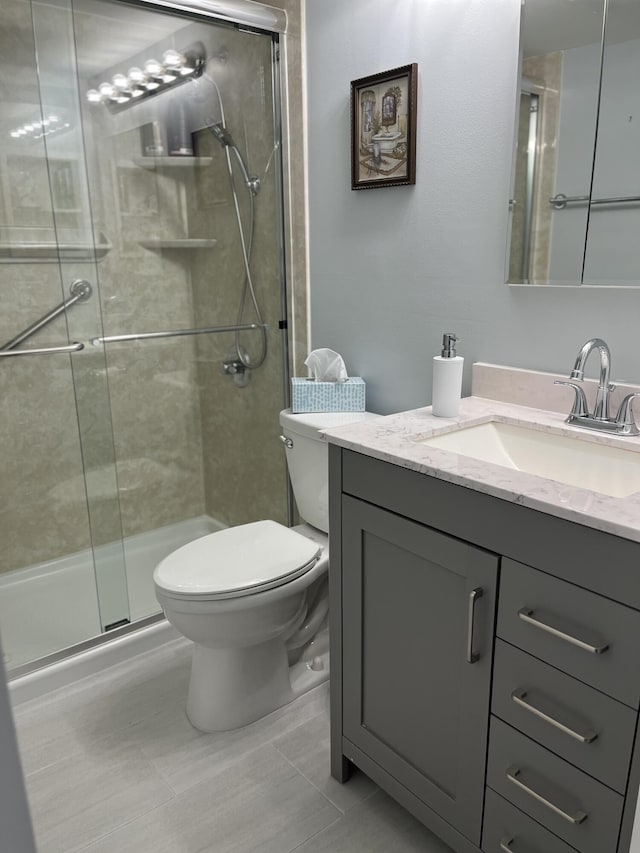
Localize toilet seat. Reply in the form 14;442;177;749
153;520;322;601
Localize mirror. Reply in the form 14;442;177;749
583;0;640;285
508;0;640;287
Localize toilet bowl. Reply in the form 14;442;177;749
154;408;378;732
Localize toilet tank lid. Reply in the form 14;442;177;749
153;520;321;596
279;409;380;440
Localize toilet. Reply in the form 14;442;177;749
153;407;378;732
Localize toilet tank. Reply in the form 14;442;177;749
279;409;380;532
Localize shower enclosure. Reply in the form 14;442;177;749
0;0;292;675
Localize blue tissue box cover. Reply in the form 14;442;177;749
291;377;365;413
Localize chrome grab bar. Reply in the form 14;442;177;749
0;342;84;357
1;280;92;351
550;193;640;210
92;322;267;345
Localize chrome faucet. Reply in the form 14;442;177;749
569;337;613;420
555;338;640;436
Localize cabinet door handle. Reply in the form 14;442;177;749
467;587;483;663
506;765;588;824
511;688;598;743
499;839;515;853
517;608;609;655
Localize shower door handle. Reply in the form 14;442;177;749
0;342;84;357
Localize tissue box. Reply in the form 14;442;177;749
291;377;365;413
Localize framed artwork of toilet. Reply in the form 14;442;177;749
350;63;418;190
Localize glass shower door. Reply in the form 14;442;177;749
0;0;130;673
1;0;290;674
64;0;290;603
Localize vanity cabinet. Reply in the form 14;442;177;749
341;495;498;843
329;445;640;853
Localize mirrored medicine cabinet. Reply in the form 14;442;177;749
508;0;640;287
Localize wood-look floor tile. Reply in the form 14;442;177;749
80;744;340;853
13;639;191;776
291;789;455;852
136;681;331;795
13;638;455;853
273;712;377;813
25;743;174;853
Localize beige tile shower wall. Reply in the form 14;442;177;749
0;0;211;576
270;0;309;378
0;330;95;573
0;0;94;573
188;25;290;527
81;76;207;540
525;52;561;284
0;0;307;573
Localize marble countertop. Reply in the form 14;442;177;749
324;397;640;544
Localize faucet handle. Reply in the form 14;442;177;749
554;380;589;417
615;393;640;435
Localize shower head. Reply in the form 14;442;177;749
206;122;260;195
208;122;235;148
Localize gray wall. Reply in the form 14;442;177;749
305;0;640;415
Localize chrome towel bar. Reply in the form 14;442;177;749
550;193;640;210
0;322;267;357
92;322;266;345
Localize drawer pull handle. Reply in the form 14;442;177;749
499;840;515;853
467;587;483;663
517;608;609;655
511;689;598;744
506;765;588;825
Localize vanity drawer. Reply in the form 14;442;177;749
487;717;623;853
482;787;577;853
492;639;636;793
497;558;640;708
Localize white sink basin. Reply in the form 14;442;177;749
418;421;640;498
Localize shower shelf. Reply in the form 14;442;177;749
0;228;112;263
139;239;217;250
132;156;212;170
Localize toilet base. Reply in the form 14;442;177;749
185;631;330;732
186;638;293;732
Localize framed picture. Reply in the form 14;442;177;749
350;63;418;190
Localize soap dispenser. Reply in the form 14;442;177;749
432;333;464;417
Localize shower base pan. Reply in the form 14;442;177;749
0;515;220;674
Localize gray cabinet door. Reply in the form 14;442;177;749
341;495;499;845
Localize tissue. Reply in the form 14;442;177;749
291;349;365;413
304;349;348;382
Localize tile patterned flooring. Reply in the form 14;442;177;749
12;637;454;852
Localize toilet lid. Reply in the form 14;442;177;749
153;520;321;599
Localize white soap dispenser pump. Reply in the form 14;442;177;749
432;332;464;418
